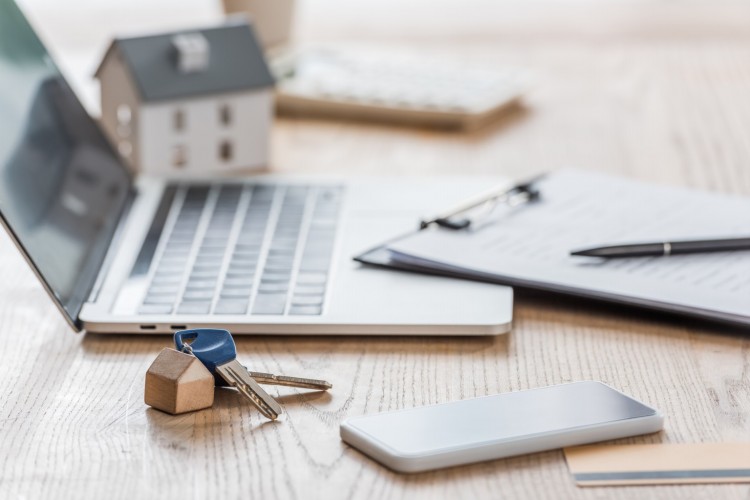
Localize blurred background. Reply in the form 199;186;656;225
15;0;750;188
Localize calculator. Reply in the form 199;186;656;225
273;48;528;129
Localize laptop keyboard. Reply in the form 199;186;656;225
135;183;342;316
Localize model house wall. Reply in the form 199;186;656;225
138;90;272;173
97;49;141;168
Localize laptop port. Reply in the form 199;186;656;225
140;325;157;330
170;325;187;330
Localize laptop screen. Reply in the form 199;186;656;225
0;0;132;330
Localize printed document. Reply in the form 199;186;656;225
388;170;750;325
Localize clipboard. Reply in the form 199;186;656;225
354;175;544;280
354;169;750;327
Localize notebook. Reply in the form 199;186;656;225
355;169;750;326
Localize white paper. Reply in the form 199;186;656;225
388;170;750;324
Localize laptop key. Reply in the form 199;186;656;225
144;295;176;305
252;293;287;315
214;299;249;314
234;243;262;251
258;282;289;293
292;295;324;306
157;263;186;273
228;262;257;271
183;289;215;300
227;269;257;278
194;256;223;266
220;287;253;298
187;278;217;289
223;279;256;289
148;285;180;295
189;270;220;279
178;301;212;314
265;257;294;266
152;270;183;280
296;272;327;285
139;304;173;314
294;284;326;295
224;275;256;285
196;246;225;255
289;305;322;315
300;260;330;272
192;263;222;273
229;255;257;264
264;266;293;275
260;275;291;284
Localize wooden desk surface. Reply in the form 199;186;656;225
2;0;749;498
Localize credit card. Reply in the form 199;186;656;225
564;443;750;486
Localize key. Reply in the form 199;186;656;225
174;328;282;420
247;371;332;391
175;329;333;391
289;305;322;315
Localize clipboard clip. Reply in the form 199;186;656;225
420;174;545;230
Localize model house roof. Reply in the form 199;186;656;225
96;20;274;102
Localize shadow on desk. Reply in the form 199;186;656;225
349;432;671;489
513;288;749;339
277;100;530;138
79;330;507;356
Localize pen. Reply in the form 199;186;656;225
571;237;750;258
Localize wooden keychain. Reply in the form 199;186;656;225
144;347;215;415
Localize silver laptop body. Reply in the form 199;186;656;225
0;0;512;335
80;175;513;335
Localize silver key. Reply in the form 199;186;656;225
176;329;283;420
248;370;333;391
216;361;284;420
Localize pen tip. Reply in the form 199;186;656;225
570;250;594;257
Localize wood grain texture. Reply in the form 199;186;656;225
1;0;749;498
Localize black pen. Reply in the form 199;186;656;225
571;237;750;258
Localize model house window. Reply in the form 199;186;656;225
174;109;185;131
219;140;233;162
118;140;132;157
173;144;187;167
117;104;131;124
219;104;232;126
116;104;132;138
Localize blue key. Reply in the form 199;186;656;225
174;328;282;420
175;329;331;389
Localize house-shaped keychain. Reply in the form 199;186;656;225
95;19;274;174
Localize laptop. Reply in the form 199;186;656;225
0;0;512;335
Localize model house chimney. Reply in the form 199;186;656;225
172;33;210;73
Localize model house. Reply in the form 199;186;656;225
95;19;274;174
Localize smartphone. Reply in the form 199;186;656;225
340;381;663;473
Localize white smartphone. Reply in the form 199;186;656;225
340;381;663;473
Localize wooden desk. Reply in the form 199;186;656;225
2;0;749;498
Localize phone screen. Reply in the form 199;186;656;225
343;382;657;457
